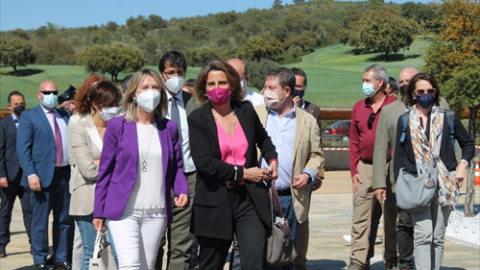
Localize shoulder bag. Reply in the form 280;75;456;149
266;186;297;266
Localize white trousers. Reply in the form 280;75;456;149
107;209;167;270
411;201;452;270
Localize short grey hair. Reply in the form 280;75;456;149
365;64;389;87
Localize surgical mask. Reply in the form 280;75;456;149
136;90;161;113
240;79;247;92
293;89;305;98
362;83;378;97
263;89;286;109
165;76;184;94
42;94;58;108
99;107;121;121
206;88;231;106
416;94;434;109
14;105;26;116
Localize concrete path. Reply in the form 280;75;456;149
1;171;479;270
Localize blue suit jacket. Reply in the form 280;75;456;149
17;105;70;188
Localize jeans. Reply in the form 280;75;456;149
75;215;96;270
397;207;414;269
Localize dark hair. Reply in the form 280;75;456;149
265;67;296;94
194;60;243;105
8;91;24;104
291;67;307;86
122;74;133;91
184;78;195;87
86;81;121;113
404;73;440;107
158;51;187;73
75;73;106;115
388;77;398;92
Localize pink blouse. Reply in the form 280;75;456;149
215;120;248;185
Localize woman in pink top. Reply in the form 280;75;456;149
188;60;278;270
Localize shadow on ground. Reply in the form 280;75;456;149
2;69;44;77
307;259;347;269
367;53;422;62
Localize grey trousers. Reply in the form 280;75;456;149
411;200;452;270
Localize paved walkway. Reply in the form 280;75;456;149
1;171;479;269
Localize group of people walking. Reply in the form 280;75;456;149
0;50;475;270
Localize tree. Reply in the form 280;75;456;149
35;37;76;64
0;37;35;73
273;0;282;8
240;36;284;61
293;0;305;3
79;43;144;81
343;8;418;60
246;59;279;90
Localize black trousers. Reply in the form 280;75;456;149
397;207;414;268
0;169;32;249
198;186;267;270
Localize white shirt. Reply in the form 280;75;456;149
243;90;265;107
41;105;69;167
165;91;196;173
126;123;164;210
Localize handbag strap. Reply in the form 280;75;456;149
269;185;284;219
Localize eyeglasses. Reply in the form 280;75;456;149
41;90;58;95
367;113;376;129
414;88;436;96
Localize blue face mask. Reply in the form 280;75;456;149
293;89;305;98
42;94;58;109
416;94;434;108
362;83;376;97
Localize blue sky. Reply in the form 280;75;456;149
0;0;435;31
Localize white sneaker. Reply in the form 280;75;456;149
343;234;352;243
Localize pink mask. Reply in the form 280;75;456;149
206;87;231;106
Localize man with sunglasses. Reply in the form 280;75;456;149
17;81;72;270
372;67;450;270
347;64;397;270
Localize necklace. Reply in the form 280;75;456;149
139;124;155;172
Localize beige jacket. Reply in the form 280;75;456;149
255;104;324;223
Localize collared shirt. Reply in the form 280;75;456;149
261;106;297;191
11;113;20;128
165;90;196;173
41;105;69;167
349;95;397;176
243;90;265;107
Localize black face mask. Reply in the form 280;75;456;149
13;105;25;116
399;85;408;97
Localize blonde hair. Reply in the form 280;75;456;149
122;68;168;122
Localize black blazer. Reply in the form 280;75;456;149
0;115;21;181
393;112;475;182
188;101;277;240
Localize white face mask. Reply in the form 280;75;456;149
240;78;247;92
42;94;58;109
136;89;161;113
263;89;286;110
99;107;121;121
165;76;184;94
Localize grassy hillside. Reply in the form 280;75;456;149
0;37;430;109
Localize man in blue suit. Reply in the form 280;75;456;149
0;91;32;258
17;81;71;270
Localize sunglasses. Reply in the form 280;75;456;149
414;88;436;96
41;90;59;95
367;113;376;130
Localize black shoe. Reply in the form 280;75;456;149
46;255;55;266
54;261;71;270
35;264;47;270
0;247;6;258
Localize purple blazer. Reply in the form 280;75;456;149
93;115;188;224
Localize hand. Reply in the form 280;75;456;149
269;160;278;181
0;177;8;188
374;188;387;204
174;194;189;207
244;167;270;183
92;218;106;231
292;173;309;190
28;175;42;191
351;174;362;193
312;175;323;191
293;96;302;107
455;162;468;188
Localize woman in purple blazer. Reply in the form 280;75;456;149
93;69;189;269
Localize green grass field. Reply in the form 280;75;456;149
0;37;430;109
